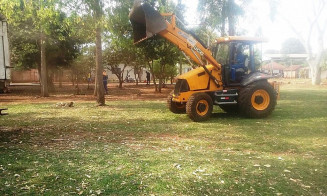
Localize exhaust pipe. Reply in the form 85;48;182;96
129;0;167;43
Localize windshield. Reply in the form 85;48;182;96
213;43;229;65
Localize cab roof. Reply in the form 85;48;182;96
216;36;268;44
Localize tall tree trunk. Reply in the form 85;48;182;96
152;75;157;91
95;26;105;105
313;67;321;85
119;77;123;88
93;75;97;95
227;0;236;36
147;60;157;91
134;71;138;85
221;0;227;36
59;69;63;88
40;32;49;97
48;69;55;92
37;64;41;84
307;42;323;85
118;72;123;89
158;78;162;93
309;61;322;85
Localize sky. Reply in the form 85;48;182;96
172;0;327;53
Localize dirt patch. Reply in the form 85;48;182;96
2;79;327;104
0;83;173;104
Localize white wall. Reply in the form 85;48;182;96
0;20;10;80
105;64;148;82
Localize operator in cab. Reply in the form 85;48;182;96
231;44;247;82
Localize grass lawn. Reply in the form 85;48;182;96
0;83;327;195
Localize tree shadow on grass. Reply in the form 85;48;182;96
211;112;240;119
0;145;143;195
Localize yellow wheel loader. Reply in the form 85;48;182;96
129;1;278;122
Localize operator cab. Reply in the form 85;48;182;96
212;36;267;86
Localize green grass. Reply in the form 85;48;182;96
1;86;327;195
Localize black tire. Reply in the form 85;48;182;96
219;104;238;114
186;92;213;122
167;93;186;114
238;81;277;118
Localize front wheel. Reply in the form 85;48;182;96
238;81;277;118
186;93;213;122
167;93;186;114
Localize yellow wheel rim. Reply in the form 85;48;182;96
251;90;270;111
196;100;209;116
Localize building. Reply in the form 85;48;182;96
283;65;303;78
261;62;286;77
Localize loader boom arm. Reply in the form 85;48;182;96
129;2;222;86
158;14;220;68
156;14;222;86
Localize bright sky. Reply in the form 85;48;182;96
172;0;327;53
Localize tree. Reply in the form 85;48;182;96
105;0;140;88
70;46;95;87
63;0;106;105
137;39;158;91
1;0;80;94
0;0;63;97
153;59;178;85
154;41;180;92
273;0;327;85
138;36;180;92
198;0;245;36
134;0;186;92
70;54;93;92
281;38;306;54
93;0;105;105
45;12;80;91
104;49;130;89
133;49;147;85
279;38;306;66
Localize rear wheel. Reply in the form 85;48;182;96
186;93;213;122
238;81;277;118
167;92;186;114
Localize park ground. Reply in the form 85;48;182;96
0;79;327;195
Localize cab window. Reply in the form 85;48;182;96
213;43;229;65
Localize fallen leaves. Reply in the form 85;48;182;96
173;163;182;170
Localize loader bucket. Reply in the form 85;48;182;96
129;0;167;43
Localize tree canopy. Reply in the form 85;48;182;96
197;0;245;36
281;38;306;54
